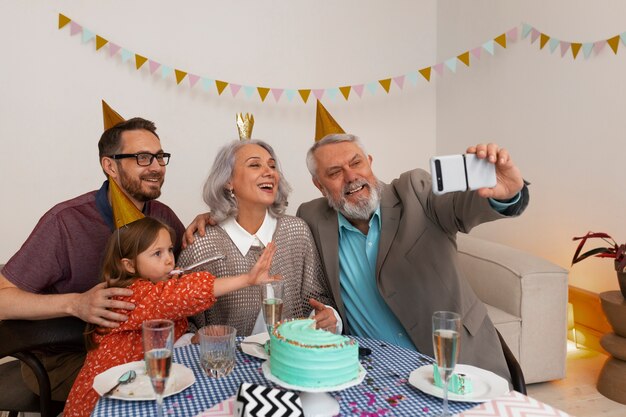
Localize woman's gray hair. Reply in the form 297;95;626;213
203;139;292;223
305;133;369;179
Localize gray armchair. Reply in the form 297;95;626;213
457;234;569;384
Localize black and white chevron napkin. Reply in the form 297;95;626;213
235;382;303;417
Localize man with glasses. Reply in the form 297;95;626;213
0;115;184;400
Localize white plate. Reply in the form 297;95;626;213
240;332;270;360
262;361;366;393
408;364;509;403
93;361;195;401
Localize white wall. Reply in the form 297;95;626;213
437;1;626;293
0;1;436;260
4;1;624;295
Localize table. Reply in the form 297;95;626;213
92;337;478;417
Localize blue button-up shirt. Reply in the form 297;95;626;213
338;207;416;349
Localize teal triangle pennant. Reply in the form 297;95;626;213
620;32;626;46
482;40;495;55
285;89;296;101
326;88;339;100
521;23;532;39
444;58;457;73
121;49;133;63
406;72;419;86
366;82;378;95
201;78;213;91
548;38;559;53
161;66;173;79
243;86;255;98
582;43;593;59
82;28;95;43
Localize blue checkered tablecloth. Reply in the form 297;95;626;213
92;337;478;416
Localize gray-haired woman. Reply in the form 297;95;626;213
178;140;338;337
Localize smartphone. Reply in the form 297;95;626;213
429;153;496;195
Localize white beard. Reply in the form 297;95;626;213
325;179;383;221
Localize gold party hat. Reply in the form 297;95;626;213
102;100;125;130
236;113;254;140
315;100;345;142
109;176;144;229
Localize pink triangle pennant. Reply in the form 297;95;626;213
506;27;518;42
392;76;405;89
530;28;540;44
594;40;606;54
229;84;241;97
433;63;444;76
188;74;200;88
559;41;571;57
271;88;284;102
148;60;161;74
108;43;121;57
470;47;482;59
69;21;82;36
352;84;364;97
313;89;325;100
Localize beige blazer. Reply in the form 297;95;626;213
297;169;529;382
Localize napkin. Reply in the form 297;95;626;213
235;382;303;417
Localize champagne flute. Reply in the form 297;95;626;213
142;319;174;417
261;281;284;334
432;311;461;417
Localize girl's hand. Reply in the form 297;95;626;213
247;242;281;286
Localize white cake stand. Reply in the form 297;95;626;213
262;362;366;417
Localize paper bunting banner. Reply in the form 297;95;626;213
522;23;626;59
58;13;625;104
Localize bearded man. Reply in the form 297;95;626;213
0;108;184;400
296;133;529;384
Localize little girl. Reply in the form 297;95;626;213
64;217;279;417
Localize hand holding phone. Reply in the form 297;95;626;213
429;154;496;195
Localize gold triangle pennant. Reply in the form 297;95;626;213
571;43;582;59
95;35;108;51
257;87;270;102
175;69;187;84
58;14;71;29
607;35;620;54
457;51;470;67
379;78;392;93
419;67;431;82
299;89;311;103
135;54;148;69
539;34;550;50
339;86;351;100
215;80;228;95
494;33;507;48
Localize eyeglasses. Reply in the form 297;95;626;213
109;152;171;166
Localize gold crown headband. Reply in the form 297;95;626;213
236;113;254;140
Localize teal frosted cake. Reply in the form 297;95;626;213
269;318;359;387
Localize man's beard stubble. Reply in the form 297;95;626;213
324;178;383;221
118;166;163;202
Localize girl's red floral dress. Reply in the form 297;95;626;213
64;272;216;417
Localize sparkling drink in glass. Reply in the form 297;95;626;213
261;281;284;334
432;311;461;417
199;325;237;378
142;319;174;417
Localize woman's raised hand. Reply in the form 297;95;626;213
247;242;281;286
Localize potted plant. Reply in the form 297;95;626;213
572;232;626;298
